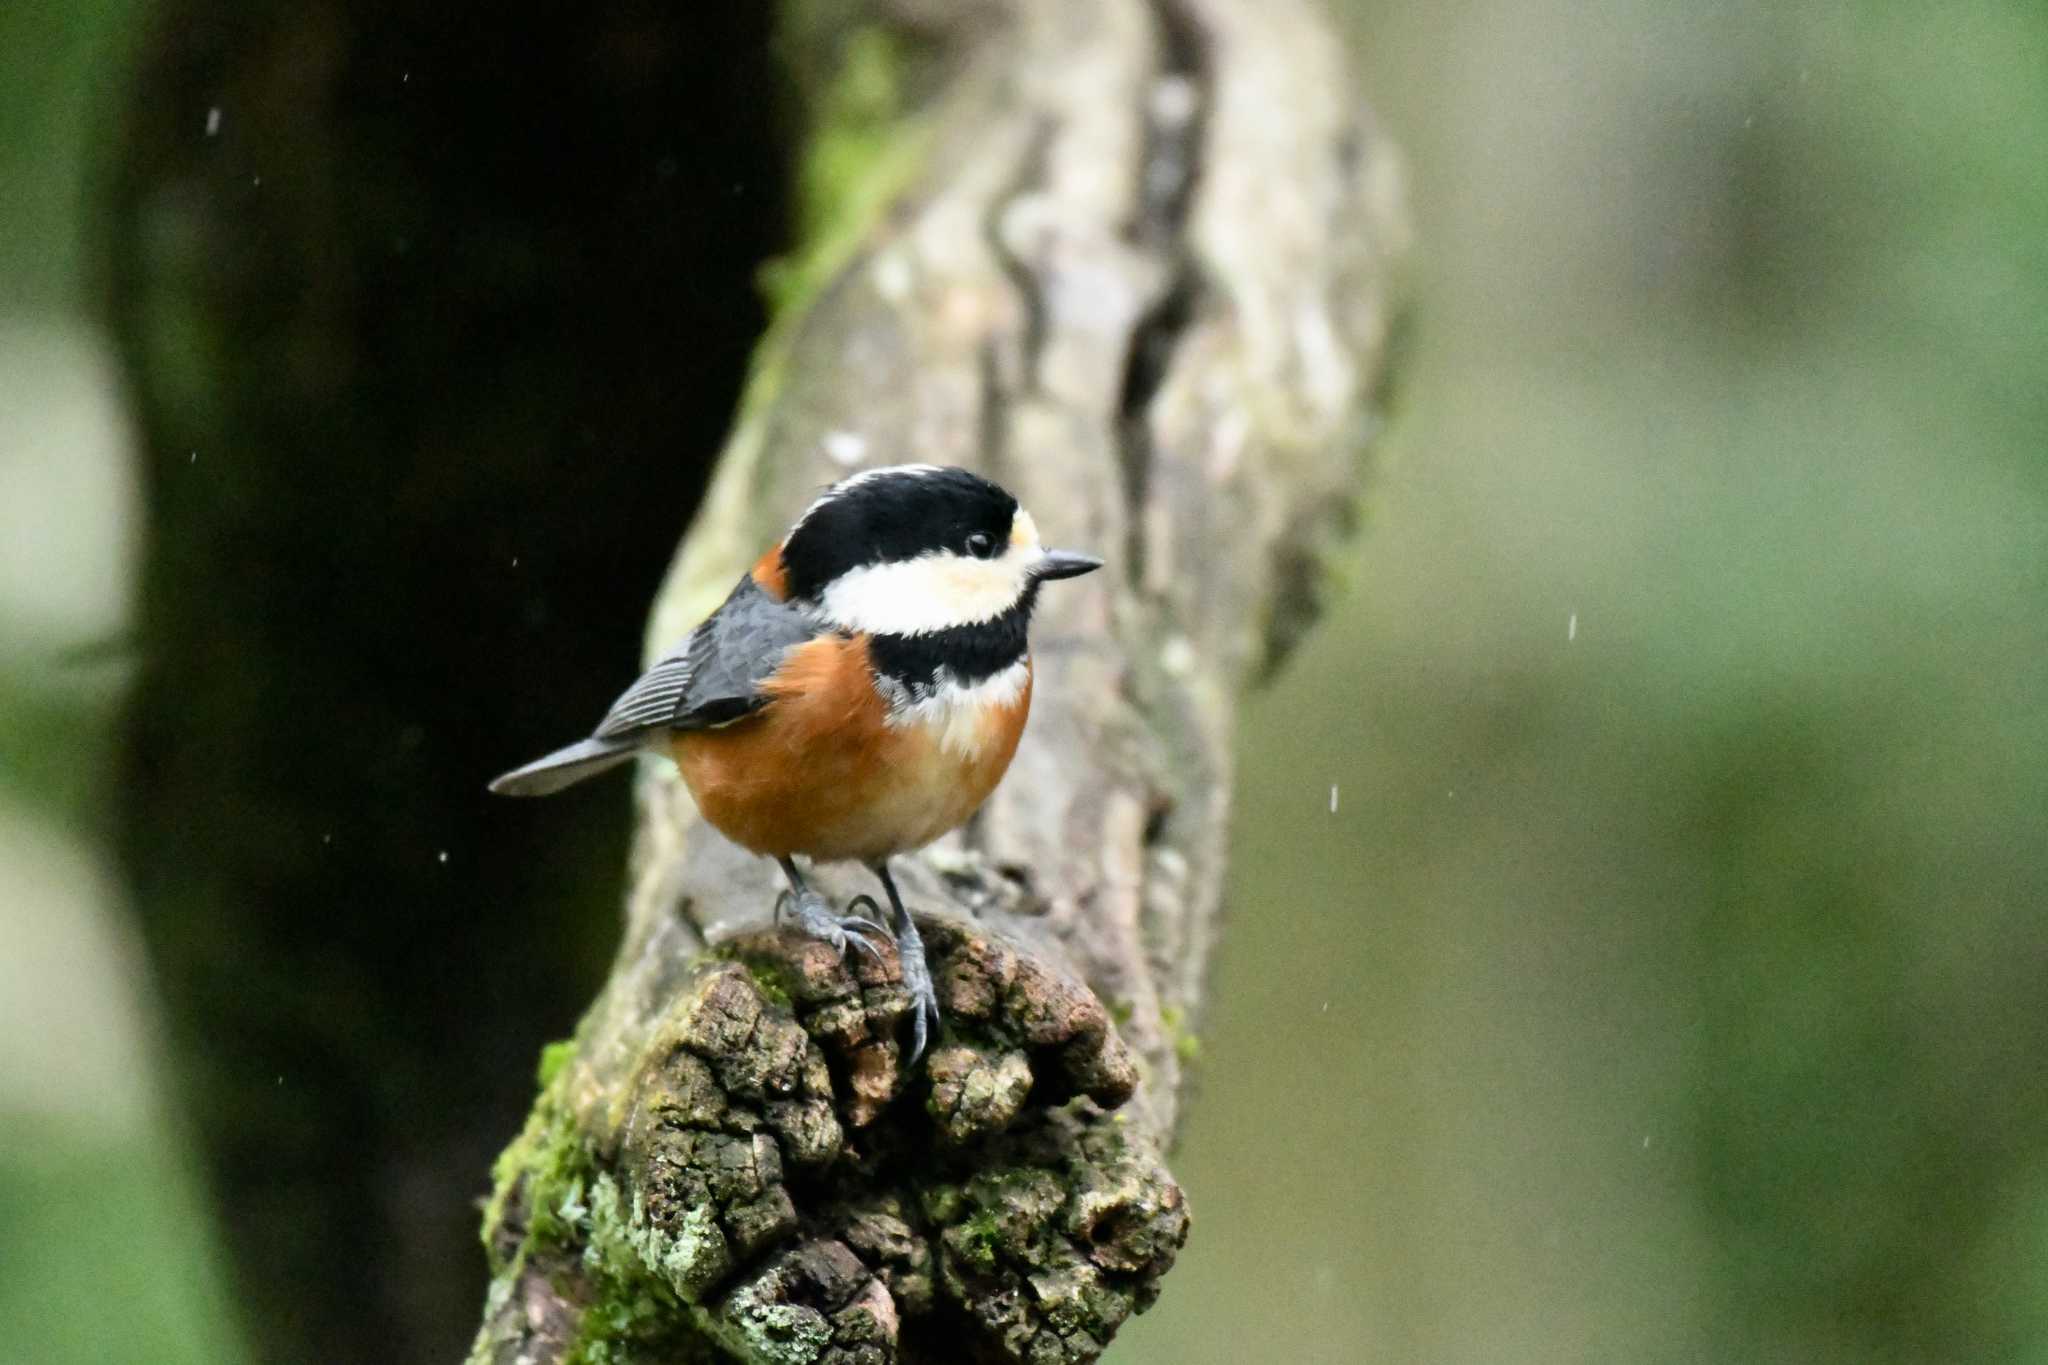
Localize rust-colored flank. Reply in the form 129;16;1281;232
670;634;1032;863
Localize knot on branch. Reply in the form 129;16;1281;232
476;919;1187;1365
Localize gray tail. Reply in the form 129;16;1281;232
488;737;639;796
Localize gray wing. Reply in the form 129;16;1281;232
490;574;818;797
592;640;705;738
596;572;819;739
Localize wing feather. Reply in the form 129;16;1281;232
594;647;700;738
593;573;818;740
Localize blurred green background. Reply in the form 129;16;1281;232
4;2;2044;1363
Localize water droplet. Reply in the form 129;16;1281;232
822;430;867;467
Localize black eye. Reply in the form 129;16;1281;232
966;531;996;559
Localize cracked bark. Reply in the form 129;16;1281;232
472;1;1405;1361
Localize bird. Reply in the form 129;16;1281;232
489;464;1102;1062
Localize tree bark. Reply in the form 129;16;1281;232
471;1;1405;1361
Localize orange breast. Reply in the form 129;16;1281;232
669;635;1031;864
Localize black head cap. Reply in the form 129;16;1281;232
779;465;1019;601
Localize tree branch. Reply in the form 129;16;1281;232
472;1;1405;1360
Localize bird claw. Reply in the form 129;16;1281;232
839;895;892;946
905;982;941;1066
789;890;892;964
841;926;888;962
892;914;942;1066
782;887;940;1065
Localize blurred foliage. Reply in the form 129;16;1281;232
1;1120;244;1365
0;0;134;314
1122;3;2048;1363
2;1;2046;1364
1;0;239;1359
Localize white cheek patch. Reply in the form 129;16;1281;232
819;546;1039;635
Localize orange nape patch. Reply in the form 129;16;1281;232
750;541;790;600
669;635;1031;863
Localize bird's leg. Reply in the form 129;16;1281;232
870;860;941;1064
775;856;887;961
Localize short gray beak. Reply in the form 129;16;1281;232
1035;549;1104;581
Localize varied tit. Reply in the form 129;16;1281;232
490;464;1102;1061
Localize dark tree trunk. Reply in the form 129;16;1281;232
472;2;1406;1361
105;5;788;1361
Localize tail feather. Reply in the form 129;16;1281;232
488;737;639;796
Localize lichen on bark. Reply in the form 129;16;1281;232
473;922;1185;1365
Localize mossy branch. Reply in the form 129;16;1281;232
471;0;1405;1361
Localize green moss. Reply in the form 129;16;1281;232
601;1174;733;1304
478;1040;751;1361
743;21;932;416
1085;1116;1131;1161
536;1038;577;1088
709;945;794;1010
922;1182;964;1224
959;1211;1004;1271
480;1123;712;1364
784;26;909;261
707;1278;833;1365
566;1176;709;1365
563;1275;682;1365
760;22;926;315
480;1076;594;1277
1159;1006;1201;1067
751;969;793;1010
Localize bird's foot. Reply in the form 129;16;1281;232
891;910;942;1065
788;889;889;963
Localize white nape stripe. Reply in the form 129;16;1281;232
887;658;1032;756
787;462;947;537
819;543;1042;635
